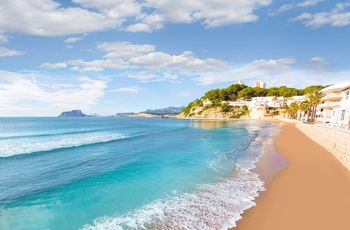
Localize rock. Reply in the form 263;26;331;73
58;110;88;117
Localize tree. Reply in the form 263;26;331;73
238;87;255;99
272;96;278;107
278;86;298;97
225;84;247;100
221;103;231;113
304;85;325;95
267;87;280;96
287;102;299;119
299;101;309;112
305;90;324;122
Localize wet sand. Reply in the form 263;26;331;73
234;122;350;230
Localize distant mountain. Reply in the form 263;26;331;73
58;110;88;117
143;106;185;115
114;112;135;117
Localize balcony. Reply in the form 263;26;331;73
321;92;342;101
317;101;341;109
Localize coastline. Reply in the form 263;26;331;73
233;122;350;230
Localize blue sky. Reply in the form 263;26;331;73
1;0;350;116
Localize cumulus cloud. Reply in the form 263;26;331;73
70;66;105;73
64;37;83;44
108;86;141;93
292;1;350;28
73;0;141;19
0;71;108;116
39;41;228;75
308;56;328;69
0;0;118;36
0;47;26;57
0;0;272;36
268;4;293;16
97;42;156;59
40;62;67;69
67;58;131;71
129;50;228;70
250;57;296;70
129;0;272;31
297;0;324;7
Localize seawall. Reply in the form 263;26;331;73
296;124;350;171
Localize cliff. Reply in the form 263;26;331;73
176;102;249;119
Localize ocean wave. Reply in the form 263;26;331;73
0;128;116;140
0;133;128;158
81;166;264;230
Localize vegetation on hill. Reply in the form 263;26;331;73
180;83;326;119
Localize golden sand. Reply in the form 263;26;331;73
234;123;350;230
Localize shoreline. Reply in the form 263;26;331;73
233;122;350;230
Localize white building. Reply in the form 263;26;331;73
254;80;266;89
317;81;350;127
249;96;284;109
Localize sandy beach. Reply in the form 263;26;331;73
234;122;350;230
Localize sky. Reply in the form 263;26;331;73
1;0;350;116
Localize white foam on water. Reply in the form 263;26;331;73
81;166;264;230
0;133;127;158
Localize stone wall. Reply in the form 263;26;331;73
296;124;350;171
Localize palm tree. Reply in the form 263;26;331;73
272;96;278;108
287;102;299;119
305;90;324;122
298;101;310;121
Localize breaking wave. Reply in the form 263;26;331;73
0;133;127;158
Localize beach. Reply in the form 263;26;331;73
234;122;350;230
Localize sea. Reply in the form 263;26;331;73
0;117;279;230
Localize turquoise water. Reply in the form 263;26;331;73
0;118;277;229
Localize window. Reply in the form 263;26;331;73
340;110;345;121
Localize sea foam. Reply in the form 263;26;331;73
81;166;264;230
0;133;127;158
81;125;271;230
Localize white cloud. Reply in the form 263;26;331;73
0;71;108;116
268;4;293;16
70;66;104;73
129;50;228;70
39;41;228;77
0;35;8;43
40;62;67;69
141;0;272;29
308;56;328;69
0;0;273;36
108;86;141;93
297;0;324;7
0;0;118;36
292;1;350;28
128;71;182;83
97;42;155;59
67;58;131;70
0;47;25;57
73;0;141;19
250;57;296;71
64;37;83;43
